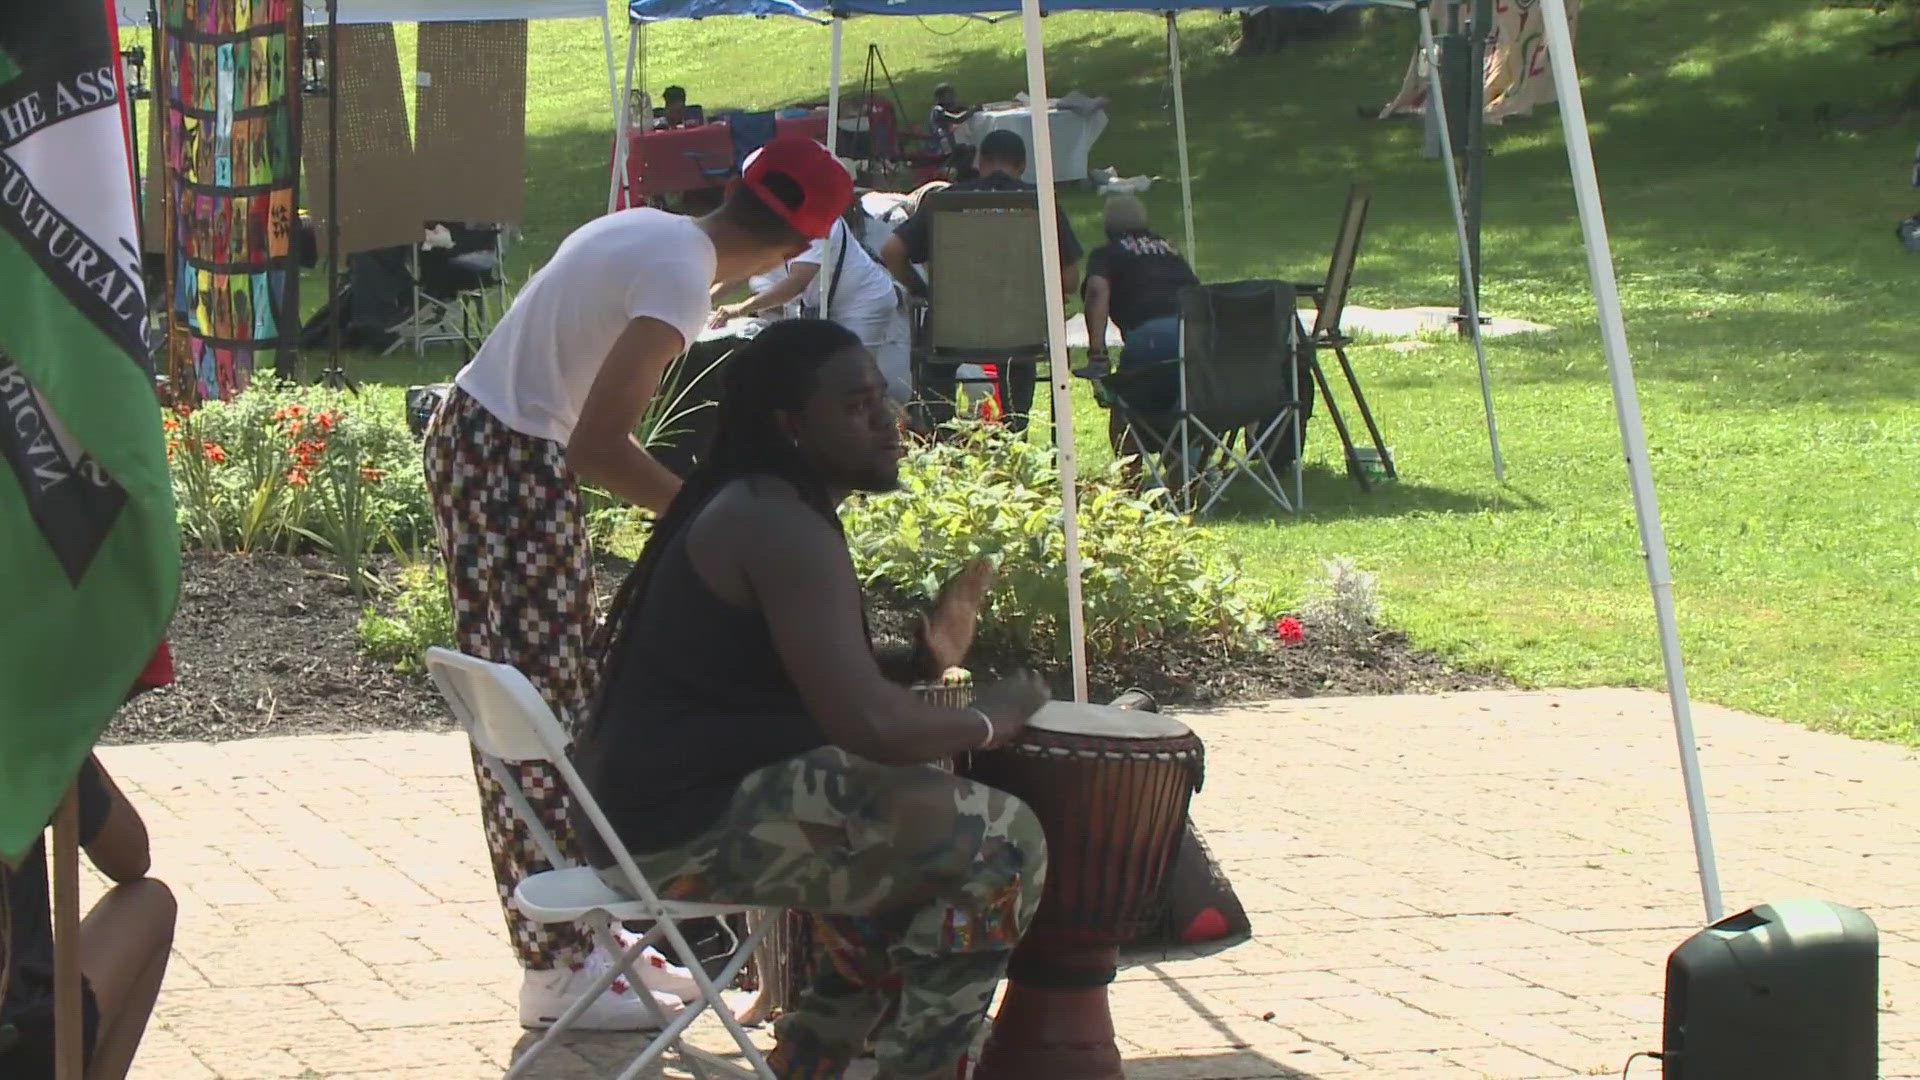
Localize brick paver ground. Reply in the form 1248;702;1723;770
87;688;1920;1079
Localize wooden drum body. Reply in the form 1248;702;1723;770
962;702;1204;1080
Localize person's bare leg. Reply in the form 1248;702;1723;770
79;878;177;1080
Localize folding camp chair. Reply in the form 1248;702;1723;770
423;648;777;1080
1293;182;1396;489
1101;281;1308;516
911;188;1052;434
688;110;778;185
385;222;508;360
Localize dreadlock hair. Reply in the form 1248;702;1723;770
586;318;866;727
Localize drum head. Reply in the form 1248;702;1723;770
1028;701;1191;739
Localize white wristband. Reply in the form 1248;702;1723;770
969;707;995;750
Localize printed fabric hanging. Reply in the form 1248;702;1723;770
159;0;302;402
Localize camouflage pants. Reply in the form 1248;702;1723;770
613;745;1048;1080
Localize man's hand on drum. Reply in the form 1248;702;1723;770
972;668;1050;749
921;557;995;677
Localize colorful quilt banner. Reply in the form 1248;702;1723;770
159;0;301;401
1381;0;1581;125
0;1;180;862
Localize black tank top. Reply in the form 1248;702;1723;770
577;500;825;858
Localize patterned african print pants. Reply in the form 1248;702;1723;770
606;745;1048;1080
425;386;596;972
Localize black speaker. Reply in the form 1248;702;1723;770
1664;898;1878;1078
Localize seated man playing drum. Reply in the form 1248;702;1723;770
574;317;1051;1080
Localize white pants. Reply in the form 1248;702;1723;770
833;283;913;405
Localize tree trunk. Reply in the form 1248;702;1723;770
1233;8;1361;58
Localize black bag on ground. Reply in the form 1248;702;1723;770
1123;819;1253;963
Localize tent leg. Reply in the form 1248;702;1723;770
604;11;628;214
826;18;844;158
1167;13;1197;269
1017;0;1089;705
1417;0;1504;482
1536;0;1723;925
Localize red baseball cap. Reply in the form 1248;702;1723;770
739;137;854;241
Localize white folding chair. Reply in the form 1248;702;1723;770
424;647;778;1080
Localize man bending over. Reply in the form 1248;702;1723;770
575;318;1050;1079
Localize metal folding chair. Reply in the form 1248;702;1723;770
1102;281;1309;516
385;223;508;360
423;648;777;1080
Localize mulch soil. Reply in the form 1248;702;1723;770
111;551;1507;745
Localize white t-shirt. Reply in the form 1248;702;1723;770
456;208;716;445
791;219;897;325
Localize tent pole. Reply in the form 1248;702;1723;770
1017;0;1089;705
1166;13;1196;270
826;17;844;157
602;10;625;213
611;19;638;213
1536;0;1722;925
1461;0;1490;336
1417;1;1504;482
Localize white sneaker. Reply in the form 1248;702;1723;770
518;950;685;1031
612;925;704;1004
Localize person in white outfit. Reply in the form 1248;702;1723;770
712;162;913;404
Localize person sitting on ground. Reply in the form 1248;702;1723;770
1076;194;1200;452
926;83;978;161
574;318;1051;1080
657;85;695;129
712;159;913;403
1;648;177;1080
880;129;1082;432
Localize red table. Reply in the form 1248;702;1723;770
625;122;734;200
775;111;830;144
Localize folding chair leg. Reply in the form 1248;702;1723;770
1306;350;1369;492
633;915;777;1080
1331;340;1396;480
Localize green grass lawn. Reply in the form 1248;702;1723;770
319;0;1919;742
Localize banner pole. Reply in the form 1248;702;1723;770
52;784;82;1080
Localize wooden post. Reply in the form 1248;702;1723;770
51;784;83;1080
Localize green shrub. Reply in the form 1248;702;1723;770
842;423;1278;663
357;562;457;671
165;382;432;584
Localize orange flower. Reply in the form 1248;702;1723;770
204;442;228;464
286;467;309;486
317;411;340;433
162;415;180;433
358;467;386;483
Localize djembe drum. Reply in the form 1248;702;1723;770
963;702;1205;1079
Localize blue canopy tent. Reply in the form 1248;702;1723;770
621;0;1728;927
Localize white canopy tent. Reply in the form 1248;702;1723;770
623;0;1724;925
130;0;1724;925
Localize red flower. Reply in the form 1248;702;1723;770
203;442;228;464
316;410;340;433
286;467;309;486
1275;616;1305;645
358;466;385;483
